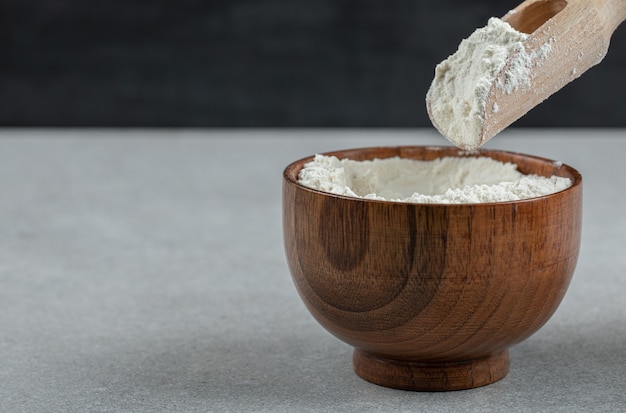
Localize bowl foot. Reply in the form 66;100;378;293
353;349;510;391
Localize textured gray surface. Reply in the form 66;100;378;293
1;129;625;412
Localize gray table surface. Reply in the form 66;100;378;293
1;129;625;413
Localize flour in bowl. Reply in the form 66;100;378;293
298;155;571;204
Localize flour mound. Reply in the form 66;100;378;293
298;155;572;204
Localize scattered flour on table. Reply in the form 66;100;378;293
298;155;571;204
426;17;552;150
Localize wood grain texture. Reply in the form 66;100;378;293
353;349;510;391
283;146;582;391
481;0;626;143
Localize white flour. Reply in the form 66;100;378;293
298;155;571;204
426;17;552;150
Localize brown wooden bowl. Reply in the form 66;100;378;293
283;146;582;391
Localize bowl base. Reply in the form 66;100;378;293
353;349;510;391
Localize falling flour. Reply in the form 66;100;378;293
298;155;571;204
426;17;552;150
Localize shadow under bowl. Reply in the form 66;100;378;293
282;146;582;391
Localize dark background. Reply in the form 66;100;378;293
2;0;625;127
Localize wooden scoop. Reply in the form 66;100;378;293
481;0;626;144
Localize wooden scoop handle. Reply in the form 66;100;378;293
593;0;626;33
505;0;626;35
481;0;626;144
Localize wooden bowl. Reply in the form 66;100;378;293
283;146;582;391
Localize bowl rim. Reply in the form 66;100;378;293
283;145;582;207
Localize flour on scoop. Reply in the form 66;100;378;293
426;17;552;150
